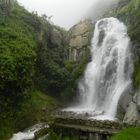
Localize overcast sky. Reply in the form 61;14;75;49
17;0;116;29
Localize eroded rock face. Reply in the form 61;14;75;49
136;93;140;111
123;102;140;125
123;92;140;125
117;85;133;120
68;20;94;61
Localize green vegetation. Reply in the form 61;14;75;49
48;128;140;140
0;0;87;139
15;90;57;130
110;127;140;140
60;48;89;101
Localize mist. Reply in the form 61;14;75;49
85;0;118;21
18;0;118;29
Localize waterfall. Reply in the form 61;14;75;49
65;17;133;120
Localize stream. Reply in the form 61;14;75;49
10;123;48;140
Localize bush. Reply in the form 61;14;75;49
110;127;140;140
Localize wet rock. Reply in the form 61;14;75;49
123;102;140;124
117;85;133;120
34;125;49;140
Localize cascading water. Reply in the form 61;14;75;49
64;17;133;120
10;123;49;140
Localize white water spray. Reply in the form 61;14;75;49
10;123;49;140
65;17;133;120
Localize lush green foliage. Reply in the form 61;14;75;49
0;1;70;139
0;0;71;105
0;0;87;139
110;127;140;140
35;46;71;96
0;2;36;111
60;48;89;101
15;90;57;130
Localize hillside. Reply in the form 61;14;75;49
0;0;93;139
0;0;71;139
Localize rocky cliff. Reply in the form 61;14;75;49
68;20;94;61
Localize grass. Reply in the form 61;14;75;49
110;127;140;140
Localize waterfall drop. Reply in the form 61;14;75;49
65;17;133;120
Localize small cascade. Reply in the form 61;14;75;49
10;123;48;140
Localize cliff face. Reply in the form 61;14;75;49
68;20;94;61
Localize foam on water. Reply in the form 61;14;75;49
10;123;48;140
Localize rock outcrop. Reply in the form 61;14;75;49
117;86;133;120
123;92;140;125
68;20;94;61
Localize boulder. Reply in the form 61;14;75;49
117;85;133;120
123;102;140;125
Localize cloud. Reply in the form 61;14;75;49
18;0;117;29
85;0;117;21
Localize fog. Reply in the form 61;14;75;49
85;0;117;21
18;0;117;29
